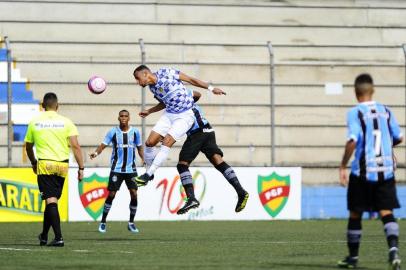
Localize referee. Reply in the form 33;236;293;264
25;92;84;247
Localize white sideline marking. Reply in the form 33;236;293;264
0;247;31;251
73;249;89;253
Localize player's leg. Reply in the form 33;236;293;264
377;179;401;269
338;174;365;268
380;210;401;269
203;132;248;212
125;174;139;233
99;172;122;232
136;114;171;185
176;133;204;214
144;131;163;171
338;211;363;268
138;111;194;184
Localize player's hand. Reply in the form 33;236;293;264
212;88;226;95
339;166;348;187
139;110;150;118
89;152;98;160
77;169;84;182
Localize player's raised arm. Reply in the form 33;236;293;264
139;102;166;118
89;143;108;159
179;72;226;95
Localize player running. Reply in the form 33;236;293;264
337;74;403;270
89;110;143;234
137;90;249;213
133;65;225;185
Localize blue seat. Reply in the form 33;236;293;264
0;82;38;103
13;124;28;142
0;49;7;61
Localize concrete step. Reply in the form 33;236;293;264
10;42;403;64
29;82;405;107
1;1;406;27
53;104;405;126
2;22;406;45
275;146;405;164
16;62;406;85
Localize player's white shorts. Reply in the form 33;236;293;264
152;109;195;141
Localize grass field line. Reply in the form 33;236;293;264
0;246;136;253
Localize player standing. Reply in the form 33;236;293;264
133;65;225;185
89;110;143;233
338;74;403;269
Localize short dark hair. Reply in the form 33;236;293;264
354;73;374;97
354;73;373;87
133;65;150;75
119;109;129;115
42;92;58;109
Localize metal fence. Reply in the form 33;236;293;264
1;37;406;183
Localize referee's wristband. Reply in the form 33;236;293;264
78;167;85;171
207;85;214;92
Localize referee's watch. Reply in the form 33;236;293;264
78;167;85;171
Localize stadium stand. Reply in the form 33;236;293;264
0;0;405;184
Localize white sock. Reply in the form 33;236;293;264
144;146;158;171
147;145;171;176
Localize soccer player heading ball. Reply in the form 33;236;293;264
338;74;403;269
132;65;225;185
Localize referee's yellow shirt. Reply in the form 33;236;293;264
24;111;79;162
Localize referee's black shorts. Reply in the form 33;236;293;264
179;131;223;163
38;175;65;200
347;173;400;213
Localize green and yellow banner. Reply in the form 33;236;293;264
0;168;68;222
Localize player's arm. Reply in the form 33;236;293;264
137;145;144;165
69;135;85;181
139;102;166;118
25;142;37;174
89;143;108;159
179;72;226;95
193;91;201;102
339;140;356;187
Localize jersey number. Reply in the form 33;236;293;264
373;130;382;156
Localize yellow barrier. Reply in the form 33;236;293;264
0;168;68;222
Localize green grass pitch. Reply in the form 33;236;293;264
0;220;404;269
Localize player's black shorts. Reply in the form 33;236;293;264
347;173;400;212
179;130;223;163
108;172;138;191
37;175;65;200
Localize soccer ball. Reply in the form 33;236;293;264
88;76;106;94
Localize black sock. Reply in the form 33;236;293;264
215;162;245;195
382;214;399;250
42;204;51;238
101;196;114;223
47;203;62;240
347;217;362;258
129;197;137;223
177;164;195;199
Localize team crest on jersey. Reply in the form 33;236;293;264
78;173;109;220
159;87;164;93
258;172;290;217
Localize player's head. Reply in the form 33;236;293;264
42;92;58;111
118;109;130;126
354;73;374;100
133;65;152;87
